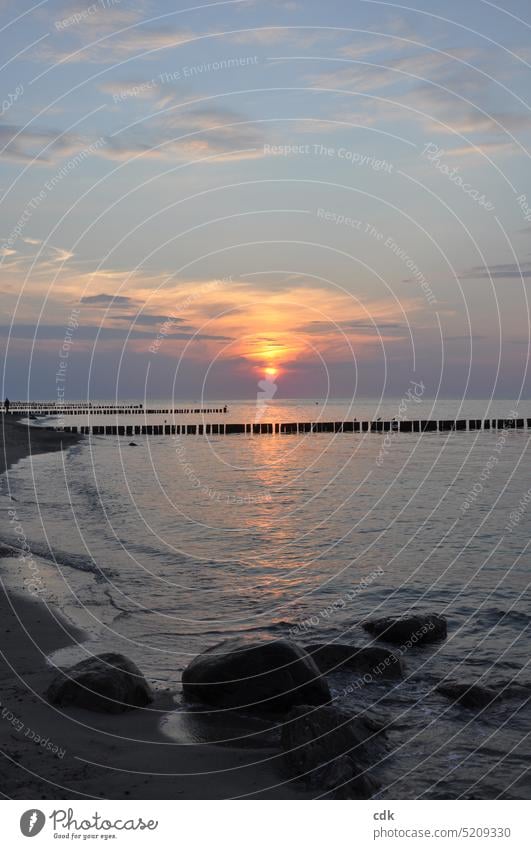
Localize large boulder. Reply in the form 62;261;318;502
281;704;385;798
305;643;404;680
182;638;330;712
436;681;498;710
46;652;152;713
362;612;447;645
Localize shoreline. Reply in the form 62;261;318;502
0;587;305;799
1;414;82;478
0;415;306;799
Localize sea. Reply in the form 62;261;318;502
1;397;529;799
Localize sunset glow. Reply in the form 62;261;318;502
1;0;528;404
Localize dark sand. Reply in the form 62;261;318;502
1;414;82;477
0;416;306;798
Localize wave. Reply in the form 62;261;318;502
478;606;530;626
0;532;117;579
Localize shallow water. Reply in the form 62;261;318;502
1;398;530;798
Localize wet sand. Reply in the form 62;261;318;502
1;414;82;477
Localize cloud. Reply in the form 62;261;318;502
51;247;75;263
309;48;482;94
0;105;265;169
441;140;518;158
39;5;197;66
36;1;198;66
0;123;85;164
307;46;531;146
297;318;406;334
409;85;531;139
80;293;139;306
462;262;531;279
0;240;75;273
113;313;186;325
51;0;144;33
0;323;231;343
104;105;266;162
0;258;426;371
99;78;162;100
189;278;424;368
224;25;337;48
339;37;415;61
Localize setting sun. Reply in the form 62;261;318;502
264;366;278;378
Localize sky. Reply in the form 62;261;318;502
1;0;531;400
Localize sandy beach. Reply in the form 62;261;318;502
1;415;82;478
0;416;307;799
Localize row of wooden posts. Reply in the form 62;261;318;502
52;418;531;437
6;407;226;415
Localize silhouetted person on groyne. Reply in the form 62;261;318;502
4;397;9;414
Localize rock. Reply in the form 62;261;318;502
46;652;152;713
182;638;330;712
436;681;498;709
281;704;384;798
321;758;381;799
128;442;138;446
362;612;447;645
305;643;404;679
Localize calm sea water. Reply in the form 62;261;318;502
1;399;530;799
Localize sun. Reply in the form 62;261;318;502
264;366;278;378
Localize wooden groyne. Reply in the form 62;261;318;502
43;418;531;437
4;405;227;415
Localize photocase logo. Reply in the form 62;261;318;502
20;809;45;837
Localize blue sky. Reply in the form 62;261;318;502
1;0;531;399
